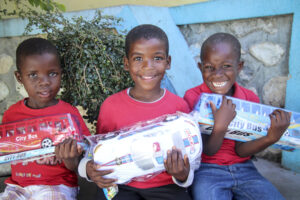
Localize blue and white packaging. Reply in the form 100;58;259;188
192;93;300;151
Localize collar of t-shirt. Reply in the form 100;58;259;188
127;88;166;104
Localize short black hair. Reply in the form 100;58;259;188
125;24;169;58
16;37;59;71
201;32;241;61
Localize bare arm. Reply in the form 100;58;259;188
235;109;291;157
203;96;236;156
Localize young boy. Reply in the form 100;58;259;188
184;32;290;200
78;24;194;200
0;38;90;200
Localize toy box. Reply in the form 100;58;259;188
85;112;202;184
192;93;300;151
0;113;84;164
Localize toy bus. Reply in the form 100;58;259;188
0;113;82;157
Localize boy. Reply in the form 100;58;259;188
0;38;90;200
184;32;290;200
78;24;194;200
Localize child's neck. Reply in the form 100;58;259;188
128;87;165;103
226;85;235;97
25;98;59;109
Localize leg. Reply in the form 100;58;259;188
139;184;191;200
95;188;110;200
232;161;285;200
0;184;29;200
29;184;78;200
191;163;234;200
112;185;143;200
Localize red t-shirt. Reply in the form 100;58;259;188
2;99;90;187
97;89;190;189
184;83;260;165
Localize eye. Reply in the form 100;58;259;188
49;72;58;77
203;65;214;71
133;57;142;61
154;56;164;61
28;73;37;79
223;65;232;69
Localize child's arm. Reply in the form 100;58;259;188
55;138;83;171
235;109;291;157
164;146;193;187
204;96;237;155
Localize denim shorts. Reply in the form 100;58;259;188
191;160;284;200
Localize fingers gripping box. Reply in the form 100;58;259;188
192;93;300;151
86;112;202;184
0;113;84;164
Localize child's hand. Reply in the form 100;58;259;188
267;109;291;143
203;96;236;156
164;146;190;182
235;109;291;157
55;138;82;171
211;95;236;134
86;160;116;188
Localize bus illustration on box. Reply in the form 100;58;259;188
0;113;82;157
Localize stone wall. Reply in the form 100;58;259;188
0;36;32;119
179;14;292;161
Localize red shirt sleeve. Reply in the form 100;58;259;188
70;106;91;136
96;99;115;134
183;90;201;111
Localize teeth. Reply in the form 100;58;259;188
142;76;154;80
212;82;227;87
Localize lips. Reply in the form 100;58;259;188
38;90;51;98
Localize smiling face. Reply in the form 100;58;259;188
199;41;243;96
15;53;62;109
124;38;170;101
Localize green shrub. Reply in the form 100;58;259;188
25;11;133;125
0;0;65;19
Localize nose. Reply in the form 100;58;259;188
143;59;153;69
214;67;225;76
38;75;50;86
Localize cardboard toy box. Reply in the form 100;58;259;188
0;113;84;164
192;93;300;151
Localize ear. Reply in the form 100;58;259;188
15;71;22;83
123;56;129;71
166;55;171;70
237;61;244;73
197;62;203;72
